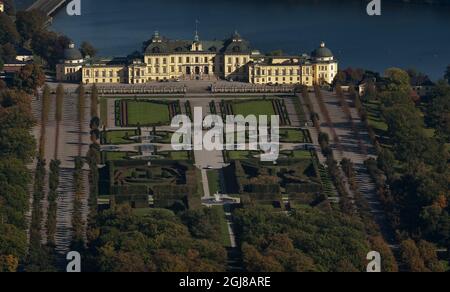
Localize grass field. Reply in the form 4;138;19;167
207;170;220;195
292;150;312;159
280;128;310;143
126;101;170;126
233;100;275;117
213;206;232;247
104;130;138;144
168;151;190;161
365;100;388;132
103;151;131;161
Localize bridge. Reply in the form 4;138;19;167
27;0;68;17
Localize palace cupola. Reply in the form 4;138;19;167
152;31;162;43
311;41;334;62
191;31;203;51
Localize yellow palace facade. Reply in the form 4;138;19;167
56;32;338;86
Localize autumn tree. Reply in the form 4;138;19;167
80;41;97;58
90;84;98;118
15;10;47;42
56;84;64;123
14;63;45;93
0;14;19;45
78;84;85;123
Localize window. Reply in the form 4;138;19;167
163;58;167;64
171;57;175;63
204;57;208;63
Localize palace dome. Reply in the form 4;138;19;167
64;43;83;60
311;42;334;59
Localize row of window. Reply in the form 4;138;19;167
318;65;334;71
84;69;122;78
147;56;215;65
145;56;249;65
254;76;303;83
85;78;120;83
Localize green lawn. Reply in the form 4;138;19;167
126;101;170;126
104;130;138;144
169;151;190;161
365;100;388;132
207;170;220;195
213;206;232;247
280;128;308;143
233;100;275;117
103;151;131;161
100;98;108;127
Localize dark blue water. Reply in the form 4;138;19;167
28;0;450;79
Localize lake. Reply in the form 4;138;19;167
21;0;450;79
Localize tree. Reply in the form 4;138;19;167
31;31;71;67
427;81;450;141
0;90;36;162
0;223;27;272
234;206;370;272
399;239;428;272
0;43;17;63
80;41;97;58
385;68;411;90
369;236;398;272
56;84;64;122
78;84;85;123
41;85;51;125
90;84;98;118
0;14;19;45
417;240;446;272
84;205;226;272
14;63;45;93
15;10;47;42
445;65;450;84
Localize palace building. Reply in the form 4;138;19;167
56;32;338;86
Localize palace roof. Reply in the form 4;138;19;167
143;32;252;55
